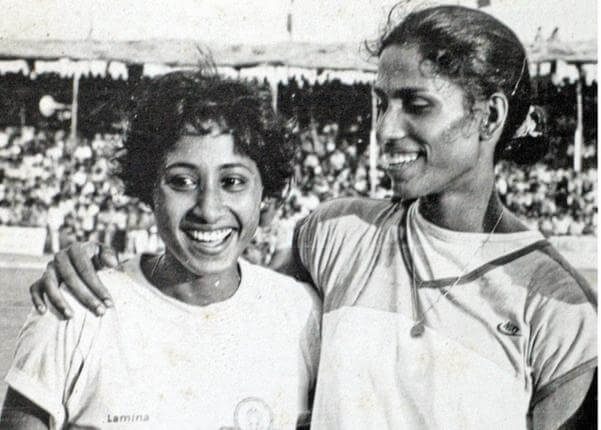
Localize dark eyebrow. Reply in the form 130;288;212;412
165;162;195;170
374;86;430;99
165;162;253;170
165;161;252;173
220;163;254;173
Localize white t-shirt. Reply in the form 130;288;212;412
6;257;321;429
295;198;596;430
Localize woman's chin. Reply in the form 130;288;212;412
182;255;239;278
391;184;419;202
164;247;240;281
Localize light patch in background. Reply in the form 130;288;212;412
0;0;595;44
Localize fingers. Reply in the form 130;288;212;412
55;247;107;316
29;279;47;314
32;261;74;318
73;242;114;307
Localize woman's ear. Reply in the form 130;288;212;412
259;197;278;227
479;92;509;142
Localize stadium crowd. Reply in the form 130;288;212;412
0;127;161;255
0;78;597;262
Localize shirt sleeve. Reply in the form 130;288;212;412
4;296;96;429
527;266;597;406
299;283;322;387
297;281;322;419
292;203;341;294
292;215;315;283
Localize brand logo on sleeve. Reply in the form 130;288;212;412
497;320;521;337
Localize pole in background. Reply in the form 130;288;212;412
19;106;25;127
282;0;293;113
70;73;80;143
369;86;378;197
287;0;294;41
573;64;584;172
270;79;278;114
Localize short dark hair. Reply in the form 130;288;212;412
372;4;547;165
115;71;296;207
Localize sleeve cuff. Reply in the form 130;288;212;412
531;357;597;406
5;367;66;429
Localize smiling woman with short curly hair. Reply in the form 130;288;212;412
118;71;296;207
1;70;320;430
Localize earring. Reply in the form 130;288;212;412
480;119;492;139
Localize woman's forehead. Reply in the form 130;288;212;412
377;46;428;86
377;44;421;76
165;134;256;167
376;44;458;95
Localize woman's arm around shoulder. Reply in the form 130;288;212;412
29;242;119;318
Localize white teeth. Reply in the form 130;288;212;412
383;152;419;166
188;229;232;243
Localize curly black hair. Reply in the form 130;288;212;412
115;70;296;207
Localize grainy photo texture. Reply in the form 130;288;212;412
0;1;597;429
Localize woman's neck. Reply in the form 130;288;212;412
143;253;241;307
418;180;504;233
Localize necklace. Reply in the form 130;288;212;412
148;254;242;299
408;207;504;338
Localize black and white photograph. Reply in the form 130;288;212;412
0;0;597;428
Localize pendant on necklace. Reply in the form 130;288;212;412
410;322;424;338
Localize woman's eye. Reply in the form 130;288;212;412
405;98;431;114
167;175;197;190
222;176;247;189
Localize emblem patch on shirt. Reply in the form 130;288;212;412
220;396;275;430
497;320;521;336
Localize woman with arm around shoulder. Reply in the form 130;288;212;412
294;5;595;429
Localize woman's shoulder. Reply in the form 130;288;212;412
240;259;322;315
96;255;150;302
311;196;400;222
518;243;597;385
522;243;596;311
298;197;403;241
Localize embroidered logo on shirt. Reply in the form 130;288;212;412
497;320;521;336
220;396;275;430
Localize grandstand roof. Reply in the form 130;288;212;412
0;38;595;83
0;39;376;83
0;39;379;70
528;39;597;65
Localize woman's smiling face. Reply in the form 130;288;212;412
152;130;263;277
376;44;486;201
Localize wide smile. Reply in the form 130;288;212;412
382;151;423;171
183;228;235;254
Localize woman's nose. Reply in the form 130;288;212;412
192;186;223;223
377;106;408;143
